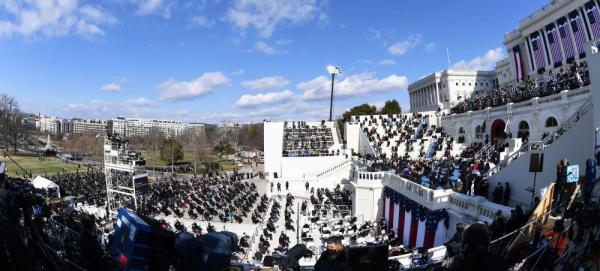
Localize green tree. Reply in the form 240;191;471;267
213;140;234;158
160;138;184;168
378;99;402;115
337;103;377;136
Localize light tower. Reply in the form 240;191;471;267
104;131;148;215
327;65;342;121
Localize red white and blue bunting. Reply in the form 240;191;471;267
383;186;449;249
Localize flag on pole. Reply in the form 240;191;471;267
558;17;576;62
585;1;600;39
569;11;588;58
530;32;547;72
545;23;563;67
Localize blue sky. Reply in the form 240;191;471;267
0;0;547;123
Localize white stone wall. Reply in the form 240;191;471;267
264;121;284;180
489;107;593;207
439;87;590;145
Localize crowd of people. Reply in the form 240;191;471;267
451;61;590;114
282;120;336;157
360;140;498;199
48;172;107;206
137;173;262;224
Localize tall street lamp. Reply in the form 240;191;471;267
327;65;342;121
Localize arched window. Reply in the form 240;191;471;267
518;121;529;138
475;125;484;138
545;117;558;128
458;127;465;134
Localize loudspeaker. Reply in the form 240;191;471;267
347;244;389;271
529;153;544;172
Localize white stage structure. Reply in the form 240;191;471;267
103;132;149;215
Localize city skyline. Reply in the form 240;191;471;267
0;0;546;123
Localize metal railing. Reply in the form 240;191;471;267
474;144;493;160
485;99;592;177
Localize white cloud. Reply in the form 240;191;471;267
425;42;436;51
80;6;118;25
101;83;121;92
274;39;291;45
125;97;153;106
137;0;163;14
225;0;325;38
241;76;289;90
388;35;422;56
101;78;126;92
127;0;175;18
254;40;280;55
0;1;117;39
299;73;409;101
451;47;506;71
189;15;214;28
368;28;381;39
233;69;245;76
158;72;231;101
379;59;396;66
189;101;329;123
63;97;158;119
235;90;295;107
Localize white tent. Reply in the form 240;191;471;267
32;176;61;198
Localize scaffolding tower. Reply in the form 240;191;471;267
104;131;148;215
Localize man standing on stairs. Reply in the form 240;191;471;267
552;159;567;213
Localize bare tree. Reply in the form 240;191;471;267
146;127;165;169
190;131;212;175
0;94;30;154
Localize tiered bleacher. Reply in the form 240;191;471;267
282;121;337;157
353;113;458;160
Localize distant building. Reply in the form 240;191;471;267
72;119;108;136
60;119;73;134
185;122;216;137
408;70;497;112
36;116;61;134
112;117;183;138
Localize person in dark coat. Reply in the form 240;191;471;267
492;182;503;204
584;158;596;205
79;215;109;271
444;223;465;257
552;160;566;212
503;182;511;206
314;236;348;271
448;223;507;271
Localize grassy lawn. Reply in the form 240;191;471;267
0;155;80;177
